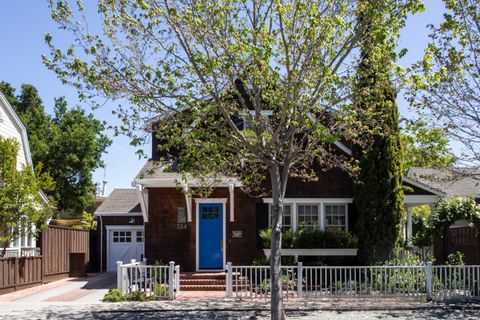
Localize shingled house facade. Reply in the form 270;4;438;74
95;132;445;272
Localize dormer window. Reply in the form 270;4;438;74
242;110;273;130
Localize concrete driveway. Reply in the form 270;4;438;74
0;272;116;303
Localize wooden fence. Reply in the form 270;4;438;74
41;226;90;282
0;256;43;294
0;226;89;294
435;226;480;265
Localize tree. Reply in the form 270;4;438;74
0;82;111;215
352;0;418;264
47;97;112;215
0;137;54;256
401;119;457;172
408;0;480;169
44;1;419;317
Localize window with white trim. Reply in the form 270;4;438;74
269;204;292;230
113;231;132;243
136;231;144;243
325;204;347;231
297;204;319;230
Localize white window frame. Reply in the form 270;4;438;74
262;198;352;232
296;203;321;230
268;204;293;229
324;203;349;232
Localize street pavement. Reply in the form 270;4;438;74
1;275;480;319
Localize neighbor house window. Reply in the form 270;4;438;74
269;204;292;230
297;204;319;230
325;204;347;231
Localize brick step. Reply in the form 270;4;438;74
180;279;226;285
180;285;226;291
180;272;226;280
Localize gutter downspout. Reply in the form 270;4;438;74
99;215;103;272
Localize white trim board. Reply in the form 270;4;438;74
94;212;143;217
195;199;227;272
403;176;446;197
263;198;353;204
404;195;441;205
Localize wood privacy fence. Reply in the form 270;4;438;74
41;226;90;282
0;226;89;294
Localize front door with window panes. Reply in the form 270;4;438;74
108;228;144;272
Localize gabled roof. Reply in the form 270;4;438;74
407;167;480;199
0;92;32;166
94;188;142;215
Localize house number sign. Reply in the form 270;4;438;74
232;230;243;238
177;223;187;230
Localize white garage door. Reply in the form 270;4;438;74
108;227;144;272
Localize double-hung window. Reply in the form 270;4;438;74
325;204;348;231
269;204;292;230
297;204;319;230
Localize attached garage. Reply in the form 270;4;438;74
94;189;145;272
107;226;144;272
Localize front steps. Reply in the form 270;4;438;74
180;272;227;291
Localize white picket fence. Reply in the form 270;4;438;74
117;260;180;300
226;262;480;301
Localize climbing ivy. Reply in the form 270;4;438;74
431;198;480;235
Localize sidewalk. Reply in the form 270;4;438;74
0;272;116;303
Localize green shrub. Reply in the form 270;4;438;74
446;251;465;265
154;284;169;297
103;289;124;302
252;257;269;266
259;228;358;249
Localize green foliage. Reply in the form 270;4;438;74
79;211;96;230
153;259;165;266
431;198;480;235
102;286;168;302
408;0;480;166
352;0;409;264
411;198;480;250
446;251;465;266
400;119;456;172
252;257;269;266
153;284;169;297
102;289;123;302
0;137;54;256
259;228;358;249
0;82;111;215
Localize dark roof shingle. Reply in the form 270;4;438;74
407;167;480;199
95;189;141;214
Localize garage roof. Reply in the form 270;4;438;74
94;188;141;215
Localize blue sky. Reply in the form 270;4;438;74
0;1;445;194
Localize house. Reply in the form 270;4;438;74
94;189;144;271
0;92;47;257
407;167;480;202
408;167;480;264
95;128;445;272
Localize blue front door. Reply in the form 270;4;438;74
199;203;223;269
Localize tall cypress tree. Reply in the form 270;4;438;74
352;1;405;264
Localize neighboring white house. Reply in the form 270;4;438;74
0;92;42;257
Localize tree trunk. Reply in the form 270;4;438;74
269;164;286;320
